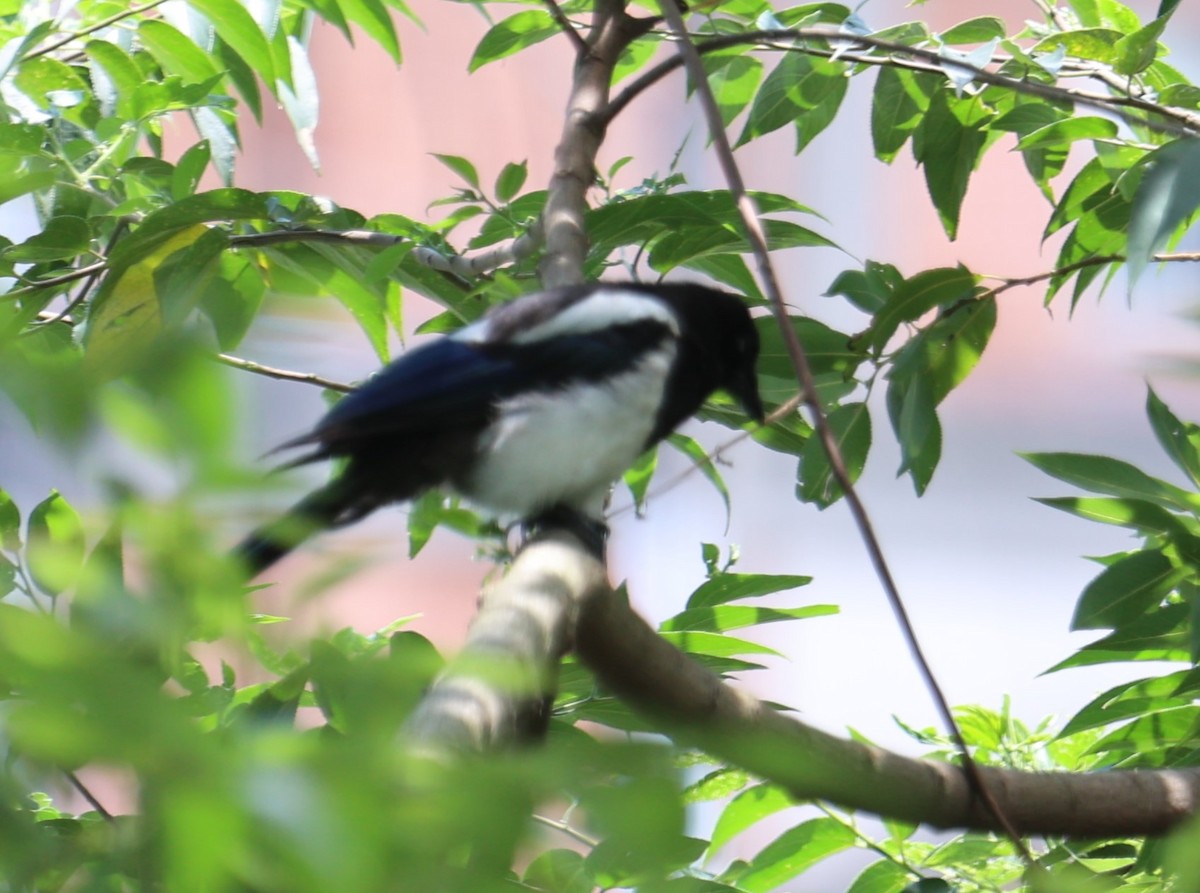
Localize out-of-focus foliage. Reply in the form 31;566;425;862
0;0;1198;890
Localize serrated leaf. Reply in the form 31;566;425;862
1146;388;1200;488
703;53;764;127
797;401;871;507
523;849;591;893
622;445;658;514
26;490;85;596
737;52;847;153
867;266;977;354
1072;550;1186;630
1128;139;1200;290
1035;496;1189;537
871;67;935;164
339;0;402;63
913;87;991;239
887;372;941;494
1031;28;1122;65
468;10;557;72
687;572;812;609
1022;451;1200;512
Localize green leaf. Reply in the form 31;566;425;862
187;0;276;86
649;218;832;273
431;153;480;190
709;784;793;856
846;859;913;893
1015;116;1119;150
523;849;591;893
797;402;871;507
1146;388;1200;488
494;160;527;203
26;490;85;597
84;40;142;118
339;0;403;63
172;141;211;200
739;818;857;892
1128;139;1200;289
703;53;764;127
939;17;1006;43
153;227;228;325
658;630;781;659
1031;29;1122;65
687;572;812;609
1022;451;1200;513
1035;496;1189;537
0;489;20;551
1113;15;1169;76
888;297;996;407
685;767;752;803
622;445;658;514
1059;672;1198;737
1072;550;1186;630
887;372;941;494
468;10;558;72
137;20;222;84
660;603;838;633
198;252;267;351
871;67;935;164
912;87;991;240
278;35;320;169
866;266;978;354
737;53;847;153
4;216;89;263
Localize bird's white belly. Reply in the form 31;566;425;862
460;348;674;518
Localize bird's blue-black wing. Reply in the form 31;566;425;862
305;339;525;446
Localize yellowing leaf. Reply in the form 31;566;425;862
84;225;214;378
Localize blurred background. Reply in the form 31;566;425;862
0;0;1198;857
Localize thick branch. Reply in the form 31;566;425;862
538;2;645;288
574;582;1200;837
405;532;607;751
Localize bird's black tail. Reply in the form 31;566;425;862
234;477;366;578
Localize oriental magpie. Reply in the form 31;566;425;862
235;282;763;575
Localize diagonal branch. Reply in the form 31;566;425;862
602;28;1200;138
655;0;1033;860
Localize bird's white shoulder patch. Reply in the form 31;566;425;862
510;289;679;344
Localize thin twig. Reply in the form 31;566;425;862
531;812;600;848
602;27;1200;138
656;1;1035;863
215;354;355;393
540;0;588;55
23;0;172;61
63;771;114;821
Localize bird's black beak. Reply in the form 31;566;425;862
729;366;765;424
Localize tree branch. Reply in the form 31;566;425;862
405;531;606;751
602;28;1200;138
655;1;1032;859
538;1;643;288
214;353;354;393
574;582;1200;837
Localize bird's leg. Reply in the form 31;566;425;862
521;505;609;559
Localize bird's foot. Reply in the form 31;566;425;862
521;506;609;559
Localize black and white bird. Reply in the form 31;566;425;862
235;281;763;575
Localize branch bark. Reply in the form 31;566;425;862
573;575;1200;837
